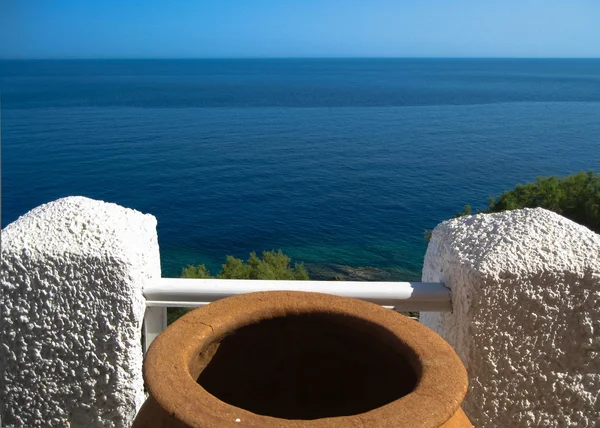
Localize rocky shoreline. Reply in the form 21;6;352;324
304;263;420;282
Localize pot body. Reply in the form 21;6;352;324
133;291;472;428
133;397;471;428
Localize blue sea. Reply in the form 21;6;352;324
2;59;599;279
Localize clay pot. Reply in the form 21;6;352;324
133;291;471;428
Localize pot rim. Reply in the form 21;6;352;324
143;290;468;428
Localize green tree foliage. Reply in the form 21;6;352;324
180;264;212;279
455;204;472;218
219;250;309;280
455;171;600;233
169;250;308;324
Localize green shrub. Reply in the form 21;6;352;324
455;170;600;233
180;264;212;279
219;250;309;280
168;250;308;324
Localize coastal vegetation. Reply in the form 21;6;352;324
169;250;308;323
457;170;600;232
424;170;600;241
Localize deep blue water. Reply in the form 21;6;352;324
2;59;599;279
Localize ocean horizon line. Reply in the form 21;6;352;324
2;56;600;61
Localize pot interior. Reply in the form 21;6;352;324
196;312;418;420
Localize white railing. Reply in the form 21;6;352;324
142;278;451;353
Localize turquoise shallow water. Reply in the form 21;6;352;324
2;59;599;278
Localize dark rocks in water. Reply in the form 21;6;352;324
305;264;420;282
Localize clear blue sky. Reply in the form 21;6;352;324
1;0;599;59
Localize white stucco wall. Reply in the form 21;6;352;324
1;197;160;427
420;208;600;427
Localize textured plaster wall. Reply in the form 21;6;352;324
1;197;160;427
420;208;600;427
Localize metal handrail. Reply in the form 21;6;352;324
141;278;451;353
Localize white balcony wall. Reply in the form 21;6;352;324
2;197;599;428
420;208;600;428
0;197;160;428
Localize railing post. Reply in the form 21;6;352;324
1;196;160;427
420;208;600;427
143;306;167;354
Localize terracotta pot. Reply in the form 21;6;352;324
133;291;471;428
